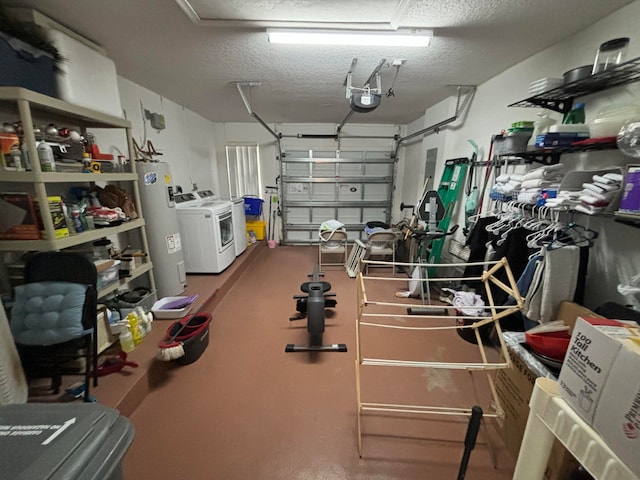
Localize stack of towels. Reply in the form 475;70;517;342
517;163;565;204
491;173;524;198
574;172;623;215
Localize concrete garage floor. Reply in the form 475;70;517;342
118;244;516;480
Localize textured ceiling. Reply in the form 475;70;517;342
4;0;636;125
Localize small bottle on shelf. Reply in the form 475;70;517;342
119;325;135;353
127;312;143;346
37;141;56;172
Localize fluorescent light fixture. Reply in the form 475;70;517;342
267;28;432;47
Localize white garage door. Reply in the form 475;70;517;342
281;149;395;245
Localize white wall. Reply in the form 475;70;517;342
93;77;219;195
400;0;640;310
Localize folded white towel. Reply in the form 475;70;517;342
523;163;565;181
592;173;622;185
575;204;604;215
579;193;611;206
594;181;620;192
521;179;555;189
582;182;605;194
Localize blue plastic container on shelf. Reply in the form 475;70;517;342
243;196;264;216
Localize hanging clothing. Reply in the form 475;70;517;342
524;245;580;324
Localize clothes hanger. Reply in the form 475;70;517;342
547;221;599;250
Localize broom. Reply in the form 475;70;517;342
156;291;217;361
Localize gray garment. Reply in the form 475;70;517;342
524;246;580;323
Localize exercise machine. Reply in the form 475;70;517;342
398;187;459;315
285;263;347;353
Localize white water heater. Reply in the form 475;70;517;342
137;162;186;298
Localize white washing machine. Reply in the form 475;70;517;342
175;191;235;273
228;197;247;256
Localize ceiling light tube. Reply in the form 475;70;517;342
267;29;432;47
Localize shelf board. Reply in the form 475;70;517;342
508;56;640;114
98;262;154;298
0;171;138;183
495;140;619;165
0;87;131;128
0;218;146;252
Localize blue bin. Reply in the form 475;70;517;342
243;196;264;216
0;32;57;97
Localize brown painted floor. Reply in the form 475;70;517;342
121;245;516;480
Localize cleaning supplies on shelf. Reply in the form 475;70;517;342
562;102;585;125
37;140;56;172
127;312;143;346
119;324;135;353
528;111;557;146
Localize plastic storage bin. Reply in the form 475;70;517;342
494;132;532;155
104;287;157;318
243;196;264;217
0;32;57;97
0;402;134;480
96;260;121;290
245;220;266;240
151;295;196;319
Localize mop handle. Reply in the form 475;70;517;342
457;405;483;480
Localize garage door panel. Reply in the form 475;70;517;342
310;183;336;201
311;207;336;223
338;184;362;201
286;207;310;224
363;184;389;200
281;148;394;245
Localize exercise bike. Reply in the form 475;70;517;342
285;263;347;353
397;189;459;314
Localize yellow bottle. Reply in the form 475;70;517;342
127;313;143;346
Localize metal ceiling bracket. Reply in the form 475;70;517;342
392;85;476;159
232;81;280;142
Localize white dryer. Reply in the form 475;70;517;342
175;191;235;273
228;197;247;256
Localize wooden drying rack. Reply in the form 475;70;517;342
355;256;524;458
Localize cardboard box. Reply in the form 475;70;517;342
559;318;640;475
0;192;40;239
592;339;640;476
558;318;639;424
493;302;601;479
495;337;578;480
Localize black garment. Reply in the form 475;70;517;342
462;216;497;291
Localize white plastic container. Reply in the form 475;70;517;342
589;104;640;138
151;296;194;319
